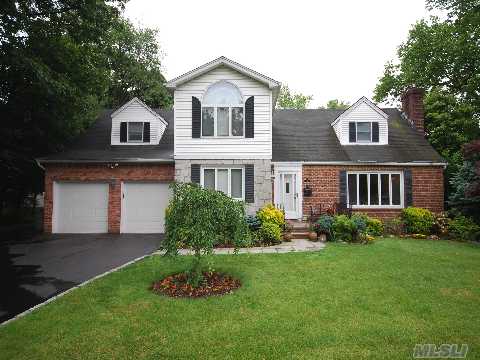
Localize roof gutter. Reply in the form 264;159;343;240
37;158;175;165
299;161;447;168
272;161;447;168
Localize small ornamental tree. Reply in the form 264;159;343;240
163;182;249;286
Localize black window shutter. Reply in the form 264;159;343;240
339;170;347;208
192;97;201;138
372;122;379;142
245;96;254;138
143;122;150;143
349;122;356;143
191;164;200;184
245;164;254;203
404;169;413;207
120;122;127;143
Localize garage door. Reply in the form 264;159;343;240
121;182;172;233
54;182;109;233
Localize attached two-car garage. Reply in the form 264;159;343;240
52;182;171;233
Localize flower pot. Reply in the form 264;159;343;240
318;233;327;242
308;231;318;241
283;232;293;242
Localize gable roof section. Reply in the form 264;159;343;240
331;96;388;127
111;97;168;127
272;108;445;164
166;56;281;93
38;109;174;163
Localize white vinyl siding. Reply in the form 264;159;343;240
111;99;167;145
174;66;272;159
333;100;388;145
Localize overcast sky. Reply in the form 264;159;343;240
124;0;430;108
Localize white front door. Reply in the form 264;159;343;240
283;174;296;215
275;166;302;219
121;182;172;233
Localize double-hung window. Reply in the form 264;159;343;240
201;167;244;200
128;122;144;142
349;122;379;143
347;171;403;208
201;81;244;137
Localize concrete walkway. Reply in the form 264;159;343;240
158;238;325;255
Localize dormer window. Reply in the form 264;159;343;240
201;81;244;137
128;122;144;142
119;121;151;143
349;122;379;143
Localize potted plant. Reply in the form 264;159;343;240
313;214;334;242
308;227;318;241
283;222;293;242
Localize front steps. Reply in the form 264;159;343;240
287;220;311;239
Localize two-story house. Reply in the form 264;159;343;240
39;57;446;233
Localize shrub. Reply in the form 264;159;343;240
258;221;282;245
402;207;435;235
332;215;357;242
449;215;480;241
351;214;367;234
257;204;285;227
384;217;405;235
314;215;334;239
163;183;249;286
246;215;261;231
432;212;450;237
366;218;384;236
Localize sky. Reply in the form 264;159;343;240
124;0;430;108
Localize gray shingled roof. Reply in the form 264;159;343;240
40;107;444;164
39;109;174;162
272;108;445;163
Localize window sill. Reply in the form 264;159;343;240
350;205;404;210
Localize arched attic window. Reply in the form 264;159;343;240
201;81;244;137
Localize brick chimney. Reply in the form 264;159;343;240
401;87;425;135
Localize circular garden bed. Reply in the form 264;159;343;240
152;271;241;298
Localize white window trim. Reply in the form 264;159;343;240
201;105;245;138
127;122;144;143
353;122;373;143
200;166;245;201
347;171;404;209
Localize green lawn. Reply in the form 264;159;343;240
1;238;479;359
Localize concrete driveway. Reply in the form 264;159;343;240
0;234;162;323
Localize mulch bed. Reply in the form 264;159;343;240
151;271;241;298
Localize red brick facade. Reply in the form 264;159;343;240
44;163;174;233
302;165;444;220
44;162;444;233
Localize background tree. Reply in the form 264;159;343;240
0;0;171;216
320;99;350;110
449;139;480;222
277;84;313;109
373;0;480;200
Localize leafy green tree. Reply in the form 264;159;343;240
449;140;480;222
163;183;249;286
105;19;172;109
321;99;350;110
0;0;171;214
373;0;480;199
277;84;313;109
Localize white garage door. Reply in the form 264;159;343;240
54;182;109;233
121;182;172;233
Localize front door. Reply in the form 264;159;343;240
279;172;300;219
